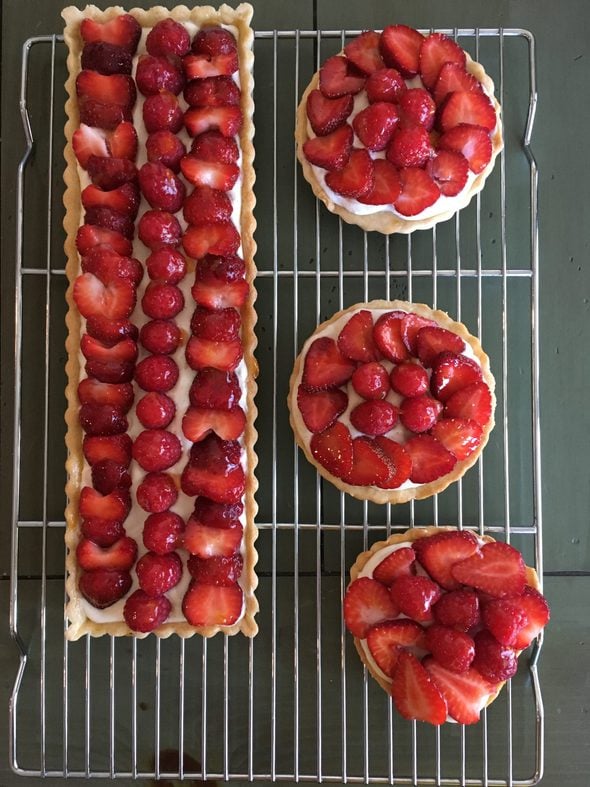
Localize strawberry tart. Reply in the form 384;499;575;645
344;527;550;725
62;5;259;639
288;301;495;503
295;25;503;233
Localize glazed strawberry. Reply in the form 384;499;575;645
136;472;178;513
132;429;182;472
86;155;137;190
77;534;136;572
193;497;243;528
73;124;108;168
84;206;135;239
81;247;142;285
357;159;401;205
319;55;366;98
143;91;184;134
343;576;399;638
146;18;191;57
183;519;243;557
80;13;141;53
325;148;374;198
80;520;123;553
346;437;393;487
185;336;243;372
394;168;440;217
77;378;133;411
188;304;239;342
91;459;131;495
415;326;466;367
350;400;399;436
405;434;457;483
472;630;518;681
438;124;492;174
306;90;353;136
399;393;441;433
505;587;550;650
76;71;136;109
434;62;483;106
390;361;429;398
146;130;186;172
379;25;424;78
399;88;436;130
143;510;185;555
139;319;181;355
82;182;140;218
366;67;406;103
366;619;426;678
184;75;240;107
182;52;239;80
373;547;416;586
419;32;466;91
79;569;132;609
390;574;442;622
86;315;138;346
301;337;356;391
183;186;233;225
373;311;410;362
387;126;433;169
83;433;132;467
182;222;241;260
78;402;128;436
136;53;185;96
310;421;354;480
296;386;348;433
76;224;133;257
302;124;353;171
353;102;400;151
451;541;526;598
189;369;241;410
142;281;184;319
439;91;497;133
191;254;249;308
182;406;246;442
136;551;182;596
433;588;480;631
344;30;384;75
431;418;483;461
373;436;413;488
81;41;133;75
192;26;237;57
124;589;171;632
187;553;243;586
424;658;497;725
391;651;447;725
187;435;242;473
146;247;187;283
107;121;138;160
182;581;243;626
180;156;240;190
444;381;492;427
191;130;239;163
182;436;245;502
78;100;132;130
351;362;390;400
135;355;179;392
482;598;529;647
139;162;186;212
413;530;480;591
337;309;378;362
184;106;242;138
426;624;475;673
426;149;469;196
79;486;130;522
136;392;176;429
138;210;182;249
84;358;135;386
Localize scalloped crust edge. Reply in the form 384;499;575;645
287;300;496;505
62;4;259;640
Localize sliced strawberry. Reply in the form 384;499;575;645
182;405;246;442
181;461;245;503
82;182;140;218
387;126;433;169
438;123;492;174
351;361;390;400
76;71;136;109
306;89;353;136
107;121;138;160
296;385;348;433
182;581;243;626
433;588;480;631
399;88;436;130
431;351;482;401
182;52;238;80
79;569;132;609
400;313;437;355
443;381;493;427
302;123;353;171
81;41;133;75
343;576;399;638
373;436;413;488
193;497;243;528
190;305;240;341
415;326;466;367
366;67;407;103
481;597;529;647
76;224;133;257
76;535;137;572
84;206;134;239
124;589;171;632
390;574;442;622
431;418;483;461
394;168;440;217
507;587;550;650
426;624;475;673
319;55;365;98
77;378;133;411
357;159;401;206
80;14;141;54
337;309;378;362
424;657;497;724
389;361;429;398
73;124;108;169
86;155;138;190
366;619;426;677
183;186;233;225
353;102;400;151
309;421;354;480
180;155;240;191
188;433;241;471
191;257;249;309
405;434;457;483
182;222;241;260
185;335;243;372
400;395;442;434
350;400;399;436
81;246;142;285
73;273;135;321
472;630;518;682
451;541;526;598
434;62;483;106
419;32;466;91
373;547;416;586
345;437;393;487
439;91;497;133
82;433;132;467
301;336;356;391
413;530;480;591
190;369;241;410
191;129;239;163
79;100;132;130
373;311;410;362
184;106;242;137
379;25;424;78
81;335;137;366
184;75;240;107
391;651;447;724
187;553;243;586
89;459;132;495
344;31;384;75
183;518;243;557
426;149;469;197
78;486;130;522
86;315;137;347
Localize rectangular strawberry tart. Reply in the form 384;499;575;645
62;4;259;639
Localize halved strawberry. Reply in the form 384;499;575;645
387;126;433;169
353;102;400;151
405;434;457;483
413;530;480;590
379;25;424;78
80;14;141;54
302;124;353;171
73;124;108;168
419;32;466;91
182;405;246;442
184;106;242;137
373;436;413;489
180;155;240;190
81;182;140;218
81;335;137;365
350;400;399;436
79;569;132;609
296;385;348;433
81;41;133;76
182;222;241;260
306;89;353;136
187;553;243;586
505;587;550;650
390;574;442;622
190;368;241;410
343;576;399;638
182;581;243;626
191;268;249;310
394;167;440;217
443;381;493;427
77;378;134;411
343;31;384;75
84;206;135;240
73;273;136;321
188;432;242;471
357;159;401;206
82;433;132;467
415;326;466;367
337;309;378;362
76;224;133;257
78;100;132;130
86;315;138;347
81;245;142;285
431;418;483;461
319;55;366;98
81;519;126;549
426;149;469;197
366;67;406;103
91;458;132;495
310;421;354;479
424;657;497;724
434;62;483;106
76;535;137;572
79;401;128;436
438;123;492;174
193;497;243;528
183;517;243;557
431;351;482;401
399;88;436;130
345;437;393;487
182;52;238;80
373;547;416;586
78;486;130;522
107;121;138;160
391;651;447;724
85;359;134;386
366;619;426;677
301;336;356;391
190;305;240;342
451;541;526;598
185;335;243;372
76;70;136;109
86;155;138;190
181;463;245;503
399;313;437;355
439;91;497;133
373;311;410;362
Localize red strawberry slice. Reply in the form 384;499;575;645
306;89;354;136
344;30;384;75
387;126;433;169
390;574;442;622
343;576;399;638
389;361;429;398
419;32;466;91
424;657;497;725
379;25;424;78
366;67;407;104
296;385;348;433
443;381;493;427
182;405;246;442
185;336;243;372
182;52;239;80
76;224;133;257
302;124;353;171
451;541;526;598
79;486;130;522
190;369;241;410
73;124;108;168
310;421;354;480
357;159;401;206
78;378;134;411
81;335;137;365
187;553;243;586
431;351;482;401
82;433;132;467
181;462;245;504
507;587;550;650
188;433;241;472
337;309;378;362
405;434;457;483
433;588;481;632
431;418;483;461
415;326;466;367
425;624;475;673
190;306;240;342
82;246;142;285
301;336;356;391
86;155;138;190
78;401;128;437
353;102;400;151
434;62;483;106
394;167;440;217
76;535;137;572
438;123;492;174
399;313;437;355
73;273;135;321
481;597;529;647
182;222;241;260
319;55;366;98
107;121;138;160
76;71;136;109
413;530;480;590
391;651;447;724
191;130;239;163
180;156;240;190
184;75;240;107
366;619;426;677
350;400;399;436
82;182;140;218
80;14;141;54
373;547;416;586
399;88;436;130
426;149;469;197
373;311;410;362
79;569;132;609
373;436;413;489
345;437;394;487
184;106;242;137
439;91;497;133
191;271;249;310
182;581;243;626
183;517;243;558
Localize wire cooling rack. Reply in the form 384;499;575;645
10;28;543;784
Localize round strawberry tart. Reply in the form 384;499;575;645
344;527;550;725
288;301;495;503
295;25;503;233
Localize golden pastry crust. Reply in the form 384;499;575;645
63;4;259;640
349;527;540;703
295;52;503;234
288;300;496;504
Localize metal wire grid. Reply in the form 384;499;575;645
10;28;543;784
